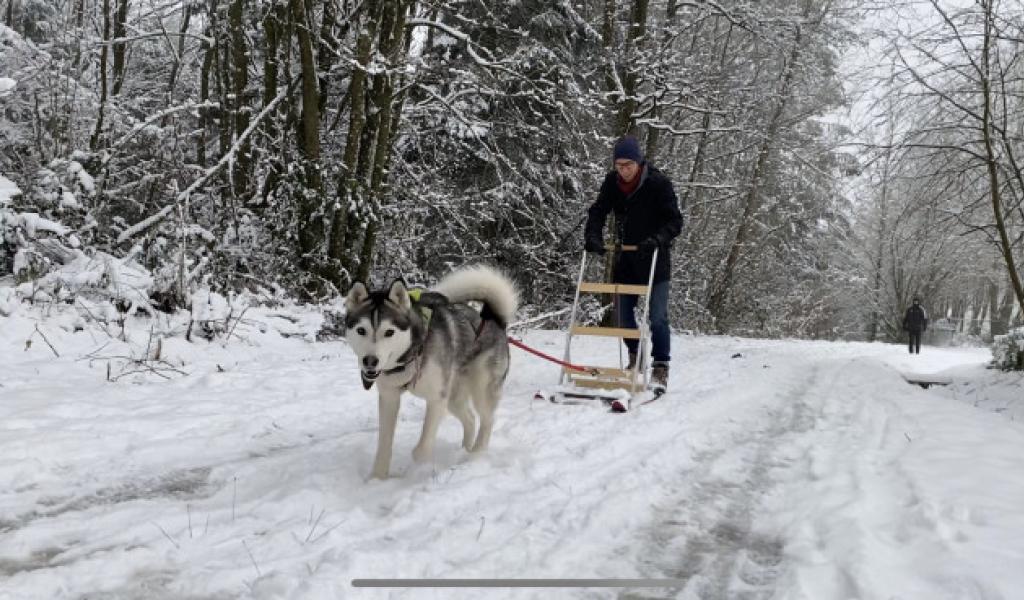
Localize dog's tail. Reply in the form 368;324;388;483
433;265;519;328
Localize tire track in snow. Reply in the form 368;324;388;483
619;363;823;599
0;467;215;537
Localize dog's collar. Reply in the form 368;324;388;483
381;343;426;391
383;343;423;376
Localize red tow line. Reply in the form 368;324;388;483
507;336;592;373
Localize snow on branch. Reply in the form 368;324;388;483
679;0;754;32
115;89;289;245
114;205;175;245
93;31;213;47
406;19;518;77
636;119;745;136
102;101;220;168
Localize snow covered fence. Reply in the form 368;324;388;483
991;327;1024;371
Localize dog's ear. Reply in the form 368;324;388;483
387;279;411;309
346;282;369;312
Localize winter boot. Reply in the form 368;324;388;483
651;361;669;391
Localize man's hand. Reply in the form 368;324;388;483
639;236;661;252
585;237;606;255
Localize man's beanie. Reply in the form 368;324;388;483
613;135;644;163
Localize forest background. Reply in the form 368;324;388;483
1;0;1022;344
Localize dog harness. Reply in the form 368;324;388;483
407;288;433;328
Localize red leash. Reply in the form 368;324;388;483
507;336;592;373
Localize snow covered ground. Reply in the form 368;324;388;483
1;301;1022;599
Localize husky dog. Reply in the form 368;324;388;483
344;266;519;479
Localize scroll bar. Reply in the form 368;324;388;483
351;579;686;588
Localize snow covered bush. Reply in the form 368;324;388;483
0;285;17;317
187;288;249;341
23;249;154;310
2;160;105;288
991;327;1024;371
0;173;23;276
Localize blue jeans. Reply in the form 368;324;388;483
618;280;670;362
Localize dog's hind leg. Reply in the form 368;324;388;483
372;388;401;479
448;382;476;451
412;392;447;464
470;376;502;453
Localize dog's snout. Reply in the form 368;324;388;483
362;356;379;369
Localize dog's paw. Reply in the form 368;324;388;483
412;444;433;463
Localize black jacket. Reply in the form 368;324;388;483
584;165;684;284
903;304;928;333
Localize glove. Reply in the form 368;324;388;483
639;236;661;252
584;237;606;255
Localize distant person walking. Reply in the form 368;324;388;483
902;296;928;354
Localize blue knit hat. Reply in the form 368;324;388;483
613;135;644;163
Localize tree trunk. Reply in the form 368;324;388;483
615;0;649;136
681;20;732;214
164;3;193;116
601;0;617;135
111;0;129;96
994;285;1015;337
316;0;338;114
3;0;14;29
72;0;86;67
260;2;286;203
328;0;382;288
198;21;215;168
228;0;250;195
212;3;231;161
707;13;809;329
868;130;894;342
971;287;988;337
644;0;680;161
979;3;1024;321
90;0;111;151
356;0;412;282
289;0;324;277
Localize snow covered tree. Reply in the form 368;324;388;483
879;0;1024;329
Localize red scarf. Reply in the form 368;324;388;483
616;166;643;196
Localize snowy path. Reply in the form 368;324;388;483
2;310;1022;600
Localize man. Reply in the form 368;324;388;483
902;296;928;354
584;135;684;389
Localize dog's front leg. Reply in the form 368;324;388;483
412;392;446;464
371;387;402;479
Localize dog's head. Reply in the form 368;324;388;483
344;279;418;389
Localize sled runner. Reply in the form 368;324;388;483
902;374;951;389
541;245;662;412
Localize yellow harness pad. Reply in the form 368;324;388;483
407;288;432;326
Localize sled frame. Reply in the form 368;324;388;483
556;245;659;407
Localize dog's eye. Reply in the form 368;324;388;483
356;327;367;336
384;329;395;338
